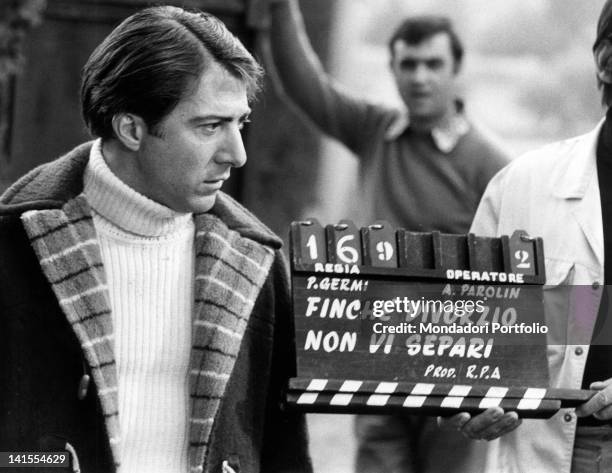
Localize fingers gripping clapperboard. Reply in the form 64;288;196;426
286;219;594;418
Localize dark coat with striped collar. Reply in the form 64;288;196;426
0;142;312;473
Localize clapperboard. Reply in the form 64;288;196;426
286;219;594;418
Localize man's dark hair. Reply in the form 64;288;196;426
595;0;612;107
81;6;263;139
388;15;464;71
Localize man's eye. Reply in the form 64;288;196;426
201;123;222;133
238;118;251;130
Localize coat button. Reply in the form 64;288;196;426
77;374;90;400
575;347;583;356
592;281;601;290
564;413;573;422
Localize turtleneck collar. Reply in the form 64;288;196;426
83;139;193;238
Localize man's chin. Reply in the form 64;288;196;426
408;109;447;129
187;193;218;214
166;193;218;214
407;105;434;119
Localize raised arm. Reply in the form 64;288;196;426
267;0;391;156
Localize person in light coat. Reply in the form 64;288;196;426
445;1;612;471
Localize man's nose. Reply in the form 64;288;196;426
411;63;429;83
218;124;247;168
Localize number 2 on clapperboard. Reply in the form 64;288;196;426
514;250;531;269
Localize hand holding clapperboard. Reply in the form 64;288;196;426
286;219;594;418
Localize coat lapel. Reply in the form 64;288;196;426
20;195;121;468
553;121;604;268
188;212;275;471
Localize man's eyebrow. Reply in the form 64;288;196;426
188;110;252;124
400;55;444;61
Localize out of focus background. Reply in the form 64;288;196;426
0;1;607;472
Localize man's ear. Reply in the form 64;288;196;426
111;113;147;151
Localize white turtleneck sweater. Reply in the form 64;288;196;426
83;139;193;473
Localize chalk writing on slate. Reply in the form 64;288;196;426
287;219;593;418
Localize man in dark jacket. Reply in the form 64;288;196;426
0;6;311;473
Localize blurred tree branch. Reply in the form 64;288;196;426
0;0;47;79
0;0;46;172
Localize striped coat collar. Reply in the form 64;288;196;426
21;194;277;472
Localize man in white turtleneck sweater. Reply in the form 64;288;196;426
84;139;197;473
0;6;311;473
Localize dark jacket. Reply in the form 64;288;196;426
0;143;312;473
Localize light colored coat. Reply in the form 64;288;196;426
469;122;605;473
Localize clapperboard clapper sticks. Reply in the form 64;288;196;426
286;219;595;419
285;378;594;419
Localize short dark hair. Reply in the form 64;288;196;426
388;16;464;71
595;0;612;107
81;6;263;139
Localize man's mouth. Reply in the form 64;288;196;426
203;174;230;190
